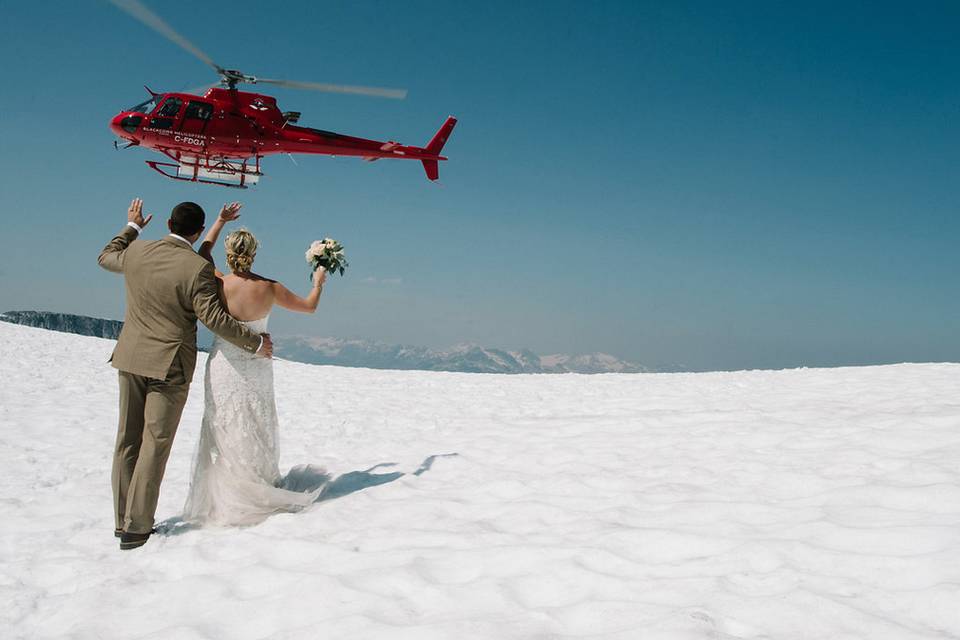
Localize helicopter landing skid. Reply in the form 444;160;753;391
146;152;263;188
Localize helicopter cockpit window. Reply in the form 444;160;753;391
127;97;159;114
157;97;183;118
184;101;213;120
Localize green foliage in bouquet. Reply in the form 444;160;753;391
305;238;349;279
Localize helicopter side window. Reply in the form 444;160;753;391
184;101;213;120
149;117;175;130
157;97;183;118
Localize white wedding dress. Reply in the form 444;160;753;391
183;314;321;526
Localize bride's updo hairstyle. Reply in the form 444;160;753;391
224;228;259;273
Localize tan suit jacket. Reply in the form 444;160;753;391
98;225;261;381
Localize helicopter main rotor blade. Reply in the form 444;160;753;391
254;78;408;100
108;0;221;74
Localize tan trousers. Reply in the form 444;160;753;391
112;355;190;534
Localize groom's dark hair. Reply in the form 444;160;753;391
169;202;205;236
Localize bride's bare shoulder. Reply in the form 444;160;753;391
222;272;276;286
247;272;278;285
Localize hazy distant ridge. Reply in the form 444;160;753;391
1;311;652;374
274;336;652;374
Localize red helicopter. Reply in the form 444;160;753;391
108;0;456;188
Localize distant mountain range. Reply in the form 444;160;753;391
1;310;653;374
274;336;652;374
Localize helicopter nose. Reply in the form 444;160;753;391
110;112;143;138
109;113;126;137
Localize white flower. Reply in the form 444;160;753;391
305;240;327;262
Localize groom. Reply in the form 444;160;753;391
98;198;273;550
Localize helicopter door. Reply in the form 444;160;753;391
139;96;182;147
148;96;182;130
179;100;213;138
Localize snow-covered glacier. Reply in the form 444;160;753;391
1;322;958;639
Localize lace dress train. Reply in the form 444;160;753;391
183;315;320;526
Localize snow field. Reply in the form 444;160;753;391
1;322;959;639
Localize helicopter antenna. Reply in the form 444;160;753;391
108;0;408;99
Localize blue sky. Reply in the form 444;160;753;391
0;1;956;370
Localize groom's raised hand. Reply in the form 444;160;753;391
127;198;153;229
256;333;274;359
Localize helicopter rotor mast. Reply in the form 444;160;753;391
108;0;408;98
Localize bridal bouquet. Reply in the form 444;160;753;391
305;238;349;278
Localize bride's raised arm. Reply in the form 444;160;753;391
272;267;327;313
198;202;242;274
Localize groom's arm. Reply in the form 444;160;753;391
98;198;152;274
97;225;139;273
191;263;271;356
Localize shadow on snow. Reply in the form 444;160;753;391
157;453;458;536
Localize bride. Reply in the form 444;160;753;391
183;203;328;526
